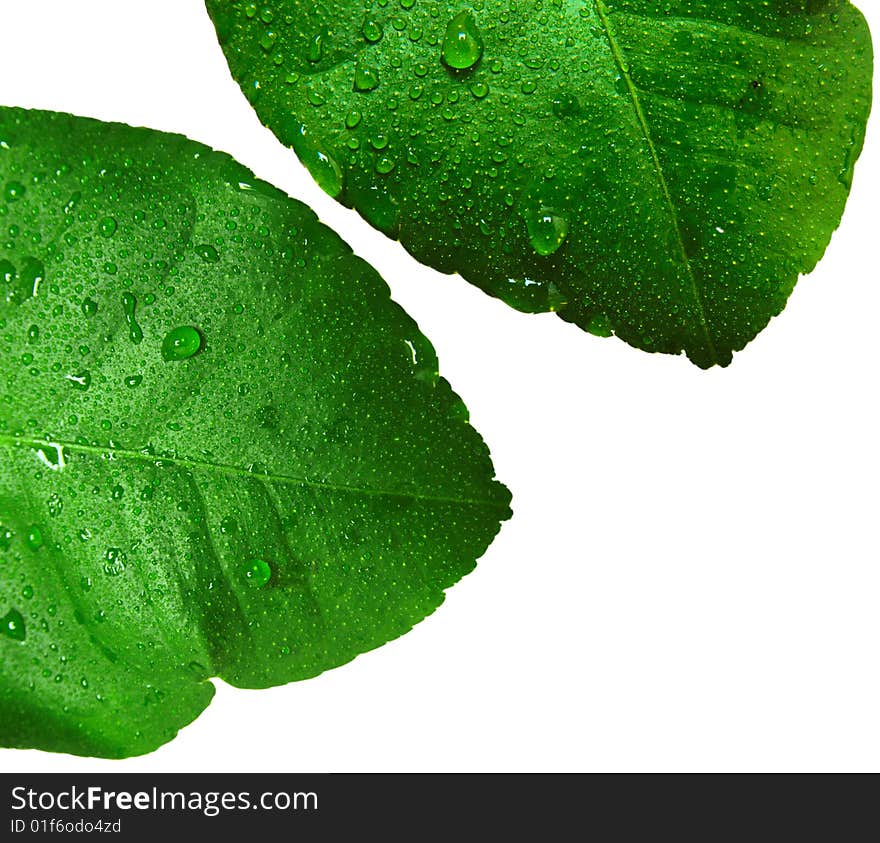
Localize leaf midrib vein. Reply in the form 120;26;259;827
0;433;507;510
594;0;720;365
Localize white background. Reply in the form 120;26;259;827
0;1;877;773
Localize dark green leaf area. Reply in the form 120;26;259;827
0;107;510;757
207;0;873;367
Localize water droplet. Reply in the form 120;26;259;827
81;297;98;317
242;558;272;588
376;156;395;174
47;493;63;517
361;18;383;43
161;326;202;362
0;527;13;550
1;609;26;641
306;31;324;63
585;313;613;337
125;375;143;388
66;370;92;391
344;110;362;129
22;585;34;600
121;292;144;344
290;124;343;198
552;92;581;119
4;181;25;202
103;547;126;576
98;216;117;237
441;11;483;71
25;526;43;550
19;257;44;298
354;63;380;92
220;516;238;535
469;81;489;99
526;208;569;256
196;244;220;263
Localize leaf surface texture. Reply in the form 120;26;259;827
0;107;510;757
208;0;873;366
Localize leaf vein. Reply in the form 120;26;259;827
594;0;720;365
0;433;508;511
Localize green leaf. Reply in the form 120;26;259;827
207;0;873;367
0;107;510;758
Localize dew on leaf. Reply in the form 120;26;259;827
289;124;343;198
551;92;581;119
81;297;99;317
196;244;220;263
306;31;324;63
242;558;272;588
66;370;92;391
103;547;126;577
98;216;118;237
354;63;380;92
4;180;25;201
1;609;26;642
25;526;43;550
161;326;202;361
362;18;383;43
441;11;484;71
525;208;569;256
121;292;144;344
585;313;614;337
47;494;63;517
18;257;44;298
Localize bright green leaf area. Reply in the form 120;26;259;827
207;0;873;367
0;107;510;758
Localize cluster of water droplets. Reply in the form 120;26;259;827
228;2;580;261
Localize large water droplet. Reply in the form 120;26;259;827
162;326;202;361
25;526;43;551
552;92;581;119
4;181;25;202
306;31;324;63
290;124;343;198
441;11;484;71
242;558;272;588
354;63;380;92
526;208;569;256
121;292;143;344
196;244;220;263
103;547;126;576
19;257;44;298
98;216;118;237
1;609;26;642
66;370;92;391
361;18;383;43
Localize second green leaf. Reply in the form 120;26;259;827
207;0;873;367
